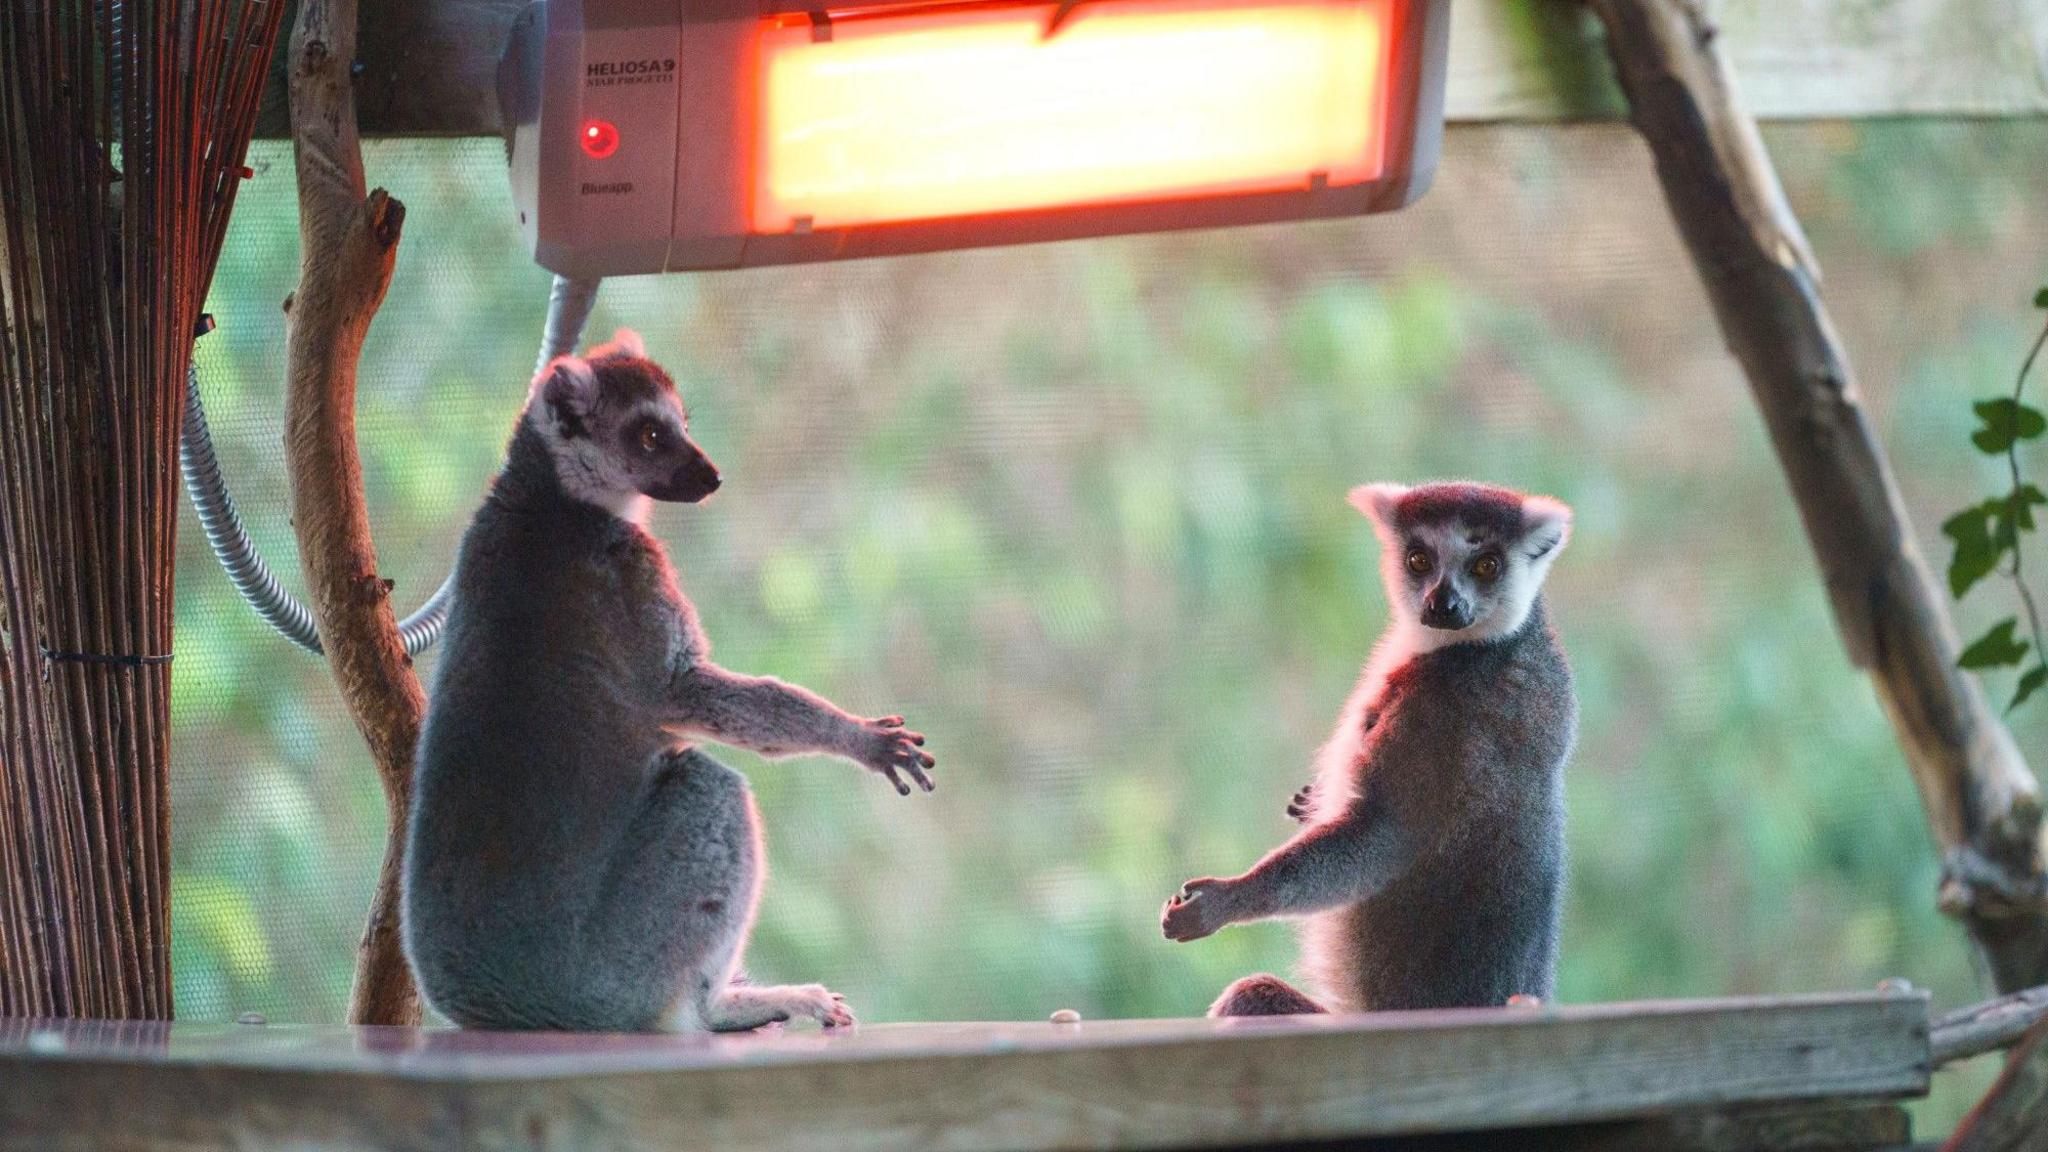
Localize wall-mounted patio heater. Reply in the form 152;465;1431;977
502;0;1452;275
180;0;1451;659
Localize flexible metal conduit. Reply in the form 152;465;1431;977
179;274;604;656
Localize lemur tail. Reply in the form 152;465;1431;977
1208;973;1328;1017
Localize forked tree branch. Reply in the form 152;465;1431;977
283;0;425;1026
1582;0;2048;990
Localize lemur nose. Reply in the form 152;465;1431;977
681;454;720;496
1420;582;1472;629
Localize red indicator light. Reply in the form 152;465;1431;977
755;0;1390;232
581;119;620;159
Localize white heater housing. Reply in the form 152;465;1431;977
501;0;1451;276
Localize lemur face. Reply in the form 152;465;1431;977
529;329;722;516
1350;482;1572;641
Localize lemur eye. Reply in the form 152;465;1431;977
1405;548;1434;575
1471;553;1504;581
637;422;663;454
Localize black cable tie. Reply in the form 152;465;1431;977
39;644;174;678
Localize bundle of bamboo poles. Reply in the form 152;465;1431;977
0;0;285;1019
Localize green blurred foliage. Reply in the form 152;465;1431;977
169;122;2048;1133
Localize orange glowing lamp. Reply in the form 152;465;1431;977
504;0;1451;275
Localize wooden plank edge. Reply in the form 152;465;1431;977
0;996;1933;1152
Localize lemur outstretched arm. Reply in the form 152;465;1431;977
665;664;935;793
1162;798;1412;942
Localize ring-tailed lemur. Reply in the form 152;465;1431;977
1162;481;1576;1015
402;330;934;1032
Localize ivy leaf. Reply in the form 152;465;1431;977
2006;484;2048;535
1944;501;2007;598
1960;618;2031;670
2012;664;2048;712
1971;398;2048;454
2035;286;2048;309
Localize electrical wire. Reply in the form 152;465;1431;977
178;273;604;656
536;273;604;378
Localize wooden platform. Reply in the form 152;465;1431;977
0;993;1931;1152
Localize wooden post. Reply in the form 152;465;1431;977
282;0;426;1026
0;1;284;1019
1582;0;2048;992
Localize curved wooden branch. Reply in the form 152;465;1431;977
1933;985;2048;1067
1583;0;2048;990
1944;1017;2048;1152
283;0;425;1026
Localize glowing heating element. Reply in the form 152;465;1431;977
755;0;1392;233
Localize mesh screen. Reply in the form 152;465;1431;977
175;125;2048;1116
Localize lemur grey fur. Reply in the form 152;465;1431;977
1162;481;1576;1015
402;330;934;1032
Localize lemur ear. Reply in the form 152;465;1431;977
1347;483;1409;530
587;327;647;361
1521;495;1573;560
535;355;598;435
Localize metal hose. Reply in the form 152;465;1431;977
535;272;604;377
180;273;603;656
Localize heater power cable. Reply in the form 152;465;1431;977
179;273;605;657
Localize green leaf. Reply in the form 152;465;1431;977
1971;398;2048;454
2035;286;2048;309
2008;484;2048;535
1960;618;2030;670
1943;502;2007;598
2012;664;2048;711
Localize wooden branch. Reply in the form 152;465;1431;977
283;0;425;1027
1582;0;2048;992
1933;985;2048;1067
1944;1017;2048;1152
